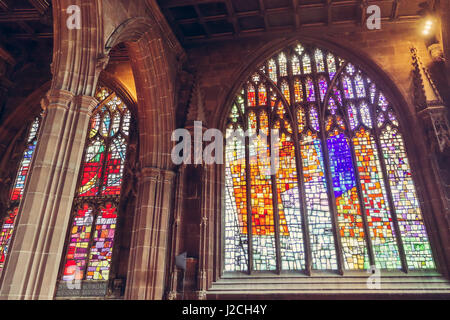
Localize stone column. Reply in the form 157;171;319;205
125;166;176;300
411;47;450;277
0;90;98;300
166;166;185;300
197;164;212;299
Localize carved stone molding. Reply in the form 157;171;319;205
186;77;207;127
74;95;100;114
411;47;450;152
427;43;445;63
197;290;207;300
42;91;99;115
167;291;178;300
138;166;176;184
42;89;75;110
418;106;450;153
96;54;110;77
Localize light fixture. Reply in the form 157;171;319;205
421;17;435;37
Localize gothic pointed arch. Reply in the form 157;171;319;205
0;116;42;277
223;41;437;276
0;82;50;282
55;81;138;298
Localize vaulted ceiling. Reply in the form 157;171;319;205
0;0;52;40
0;0;53;84
0;0;53;122
157;0;430;45
0;0;442;87
0;0;435;64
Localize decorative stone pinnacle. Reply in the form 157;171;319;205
186;77;207;126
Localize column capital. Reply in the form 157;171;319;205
41;90;99;114
162;169;176;184
417;105;450;153
138;166;176;183
42;89;75;110
196;290;207;300
74;95;100;114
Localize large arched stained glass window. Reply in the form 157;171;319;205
224;43;435;274
0;117;40;275
60;86;132;283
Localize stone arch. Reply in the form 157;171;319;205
105;17;154;54
212;36;450;279
51;0;105;96
127;30;179;170
97;3;185;300
215;36;413;133
101;4;184;171
0;81;49;142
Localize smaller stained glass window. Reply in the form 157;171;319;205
348;103;358;130
355;74;366;98
247;84;256;107
258;84;267;106
292;55;301;75
294;79;303;103
0;117;41;275
60;87;133;286
281;81;290;103
327;53;336;79
315;49;325;73
309;106;320;132
318;77;328;102
343;77;354;99
303;55;312;74
279;53;288;77
306;78;315;102
268;59;277;83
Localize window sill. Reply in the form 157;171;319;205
207;271;450;299
54;280;124;300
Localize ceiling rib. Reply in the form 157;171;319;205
157;0;423;45
28;0;50;15
0;0;8;11
0;9;41;23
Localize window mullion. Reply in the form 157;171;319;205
347;133;376;267
268;123;282;274
83;203;99;281
272;55;284;274
98;115;111;196
84;115;110;279
291;130;312;275
313;55;346;275
369;90;409;273
266;95;282;274
286;50;312;274
340;78;376;268
318;129;345;275
243;87;253;274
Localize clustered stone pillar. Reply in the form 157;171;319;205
197;164;216;300
0;47;14;121
125;166;176;300
166;166;185;300
0;90;97;300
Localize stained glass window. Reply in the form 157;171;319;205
0;117;40;275
60;86;133;284
224;43;435;274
